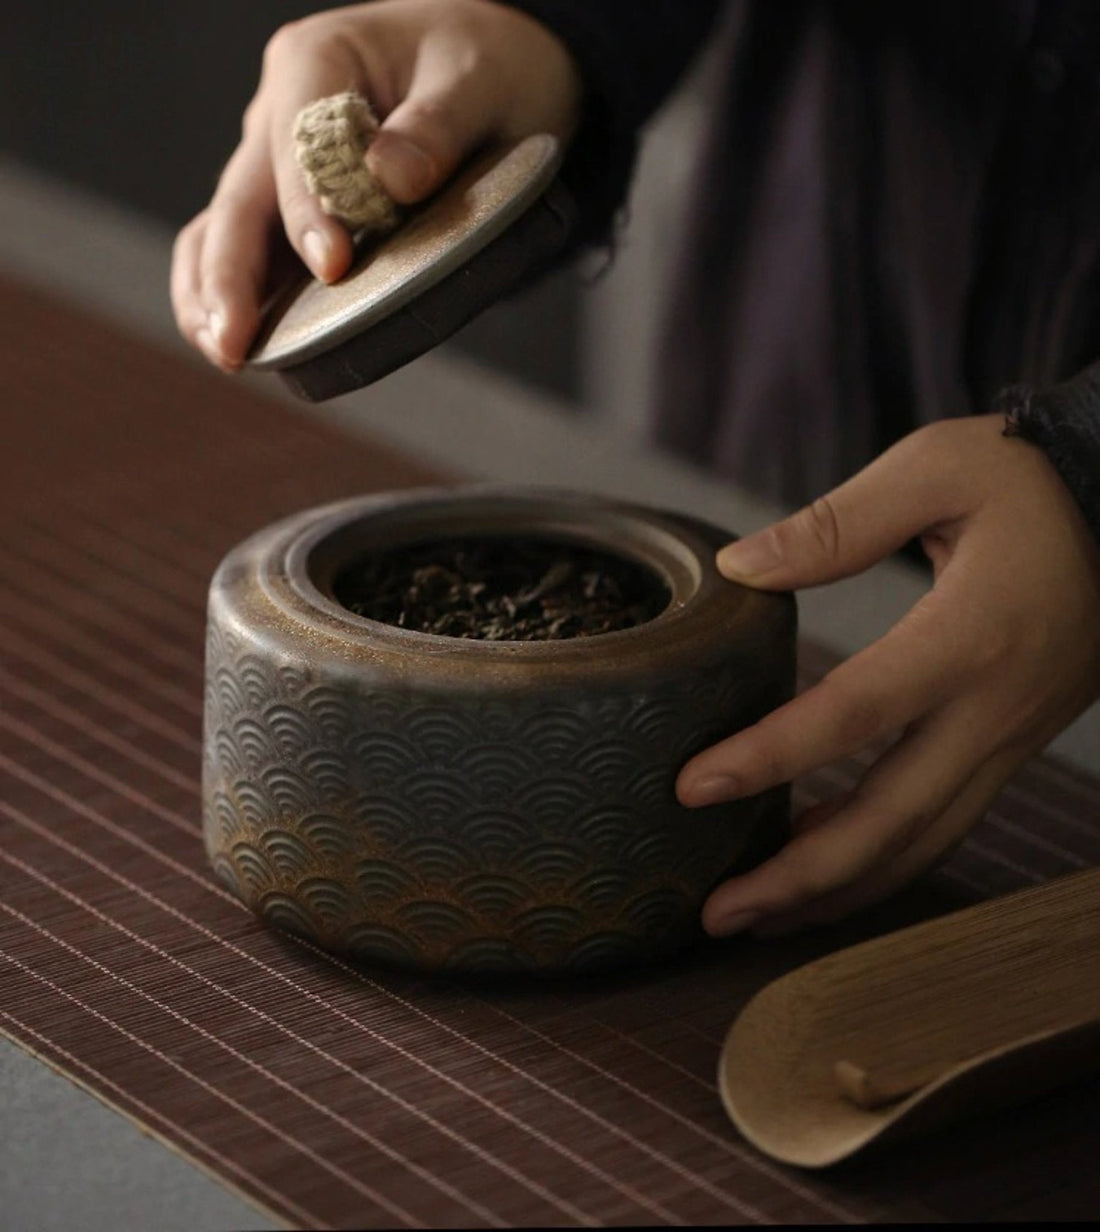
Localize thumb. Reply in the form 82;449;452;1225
716;433;951;589
367;39;499;203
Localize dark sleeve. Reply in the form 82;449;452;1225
499;0;725;247
998;363;1100;544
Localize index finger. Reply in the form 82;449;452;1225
193;128;281;367
676;585;990;806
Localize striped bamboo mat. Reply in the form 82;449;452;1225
1;274;1098;1226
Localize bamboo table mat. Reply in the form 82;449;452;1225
1;273;1098;1226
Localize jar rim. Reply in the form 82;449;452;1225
281;487;706;655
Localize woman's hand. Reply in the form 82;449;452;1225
676;414;1100;936
170;0;581;371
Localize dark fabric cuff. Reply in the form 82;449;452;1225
498;0;723;251
998;361;1100;544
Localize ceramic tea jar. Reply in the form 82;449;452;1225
202;488;797;975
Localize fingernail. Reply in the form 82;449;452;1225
368;134;436;199
685;774;738;807
207;306;227;344
717;534;781;580
302;228;329;276
710;910;758;938
196;326;219;361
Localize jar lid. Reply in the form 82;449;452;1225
247;134;574;401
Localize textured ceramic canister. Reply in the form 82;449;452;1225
202;488;797;975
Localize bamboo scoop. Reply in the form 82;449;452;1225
718;867;1100;1168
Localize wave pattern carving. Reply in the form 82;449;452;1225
202;628;784;974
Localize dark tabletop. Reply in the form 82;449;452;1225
1;274;1098;1227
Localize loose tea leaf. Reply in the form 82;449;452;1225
333;536;670;640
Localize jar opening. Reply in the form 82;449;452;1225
331;534;672;641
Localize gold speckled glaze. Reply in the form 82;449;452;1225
249;135;562;368
202;487;798;976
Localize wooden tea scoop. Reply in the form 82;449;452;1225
834;1057;958;1110
833;1012;1098;1110
718;867;1100;1167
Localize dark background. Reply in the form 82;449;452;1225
1;2;581;395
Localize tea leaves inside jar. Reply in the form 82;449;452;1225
333;536;670;640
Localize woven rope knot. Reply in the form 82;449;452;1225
293;92;400;234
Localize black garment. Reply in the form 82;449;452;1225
507;0;1100;542
502;0;724;249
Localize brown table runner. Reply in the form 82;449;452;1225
1;274;1098;1226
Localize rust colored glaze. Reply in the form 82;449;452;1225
202;487;797;974
246;135;571;402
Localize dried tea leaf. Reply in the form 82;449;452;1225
333;536;669;641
